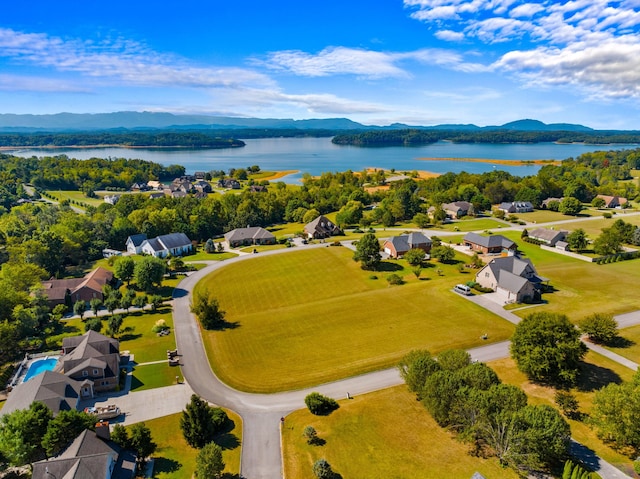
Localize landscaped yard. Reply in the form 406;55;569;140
197;247;515;393
134;410;242;479
283;385;519;479
492;230;640;320
57;308;177;363
490;351;636;475
45;189;105;208
130;362;183;392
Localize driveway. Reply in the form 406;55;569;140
168;244;640;479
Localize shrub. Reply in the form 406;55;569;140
603;212;612;219
386;273;404;285
312;459;333;479
151;319;169;333
304;392;339;416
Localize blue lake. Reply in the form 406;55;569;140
11;137;638;183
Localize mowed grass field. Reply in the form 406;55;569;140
197;247;515;393
283;385;519;479
606;323;640;363
492;230;640;321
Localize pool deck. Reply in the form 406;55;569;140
9;352;60;387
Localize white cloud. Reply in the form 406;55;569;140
435;29;466;41
0;28;273;90
509;3;545;18
262;46;487;78
0;74;89;92
261;46;409;78
494;38;640;98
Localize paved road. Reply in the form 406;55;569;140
169;245;640;479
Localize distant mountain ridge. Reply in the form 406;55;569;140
0;111;595;132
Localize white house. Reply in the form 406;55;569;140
140;232;193;258
125;234;148;254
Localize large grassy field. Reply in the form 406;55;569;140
493;230;640;321
283;385;519;479
197;247;515;393
490;352;636;475
134;409;242;479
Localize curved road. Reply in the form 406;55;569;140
173;242;640;479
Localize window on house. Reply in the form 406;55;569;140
82;370;88;377
485;272;489;277
93;369;99;375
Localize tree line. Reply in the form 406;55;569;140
0;131;245;148
332;129;640;146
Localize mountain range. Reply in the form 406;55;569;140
0;111;595;132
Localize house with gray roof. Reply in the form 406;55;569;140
442;201;473;219
56;330;121;396
31;427;136;479
528;228;567;246
224;226;276;248
383;232;432;258
125;234;148;254
475;256;547;303
463;232;517;255
1;371;85;417
139;232;193;258
498;201;534;214
304;215;342;239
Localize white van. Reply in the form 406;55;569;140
454;284;472;296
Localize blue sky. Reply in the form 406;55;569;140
1;0;640;128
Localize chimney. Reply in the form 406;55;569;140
95;421;111;441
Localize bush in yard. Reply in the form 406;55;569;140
303;426;320;445
304;392;339;416
579;313;618;344
312;458;334;479
386;273;404;285
151;319;169;333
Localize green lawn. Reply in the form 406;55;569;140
130;362;183;392
548;213;640;237
45;189;105;208
283;385;519;479
197;247;514;393
493;231;640;321
490;351;636;474
184;250;238;262
134;410;242;479
437;217;509;232
57;307;177;363
605;323;640;364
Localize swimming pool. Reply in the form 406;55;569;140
22;357;58;382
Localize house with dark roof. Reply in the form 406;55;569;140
475;256;547;303
193;180;212;193
224;227;276;248
139;232;193;258
125;234;148;254
304;215;342;239
463;232;517;255
41;267;114;308
217;178;241;189
383;232;432;258
442;201;473;219
1;371;85;417
528;228;567;246
31;427;136;479
498;201;533;214
56;330;121;395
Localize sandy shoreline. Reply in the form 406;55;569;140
417;157;561;166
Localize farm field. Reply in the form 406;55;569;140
135;409;242;479
197;246;515;393
490;352;636;475
283;385;519;479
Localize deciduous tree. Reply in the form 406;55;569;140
353;233;381;270
195;442;225;478
511;312;586;386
